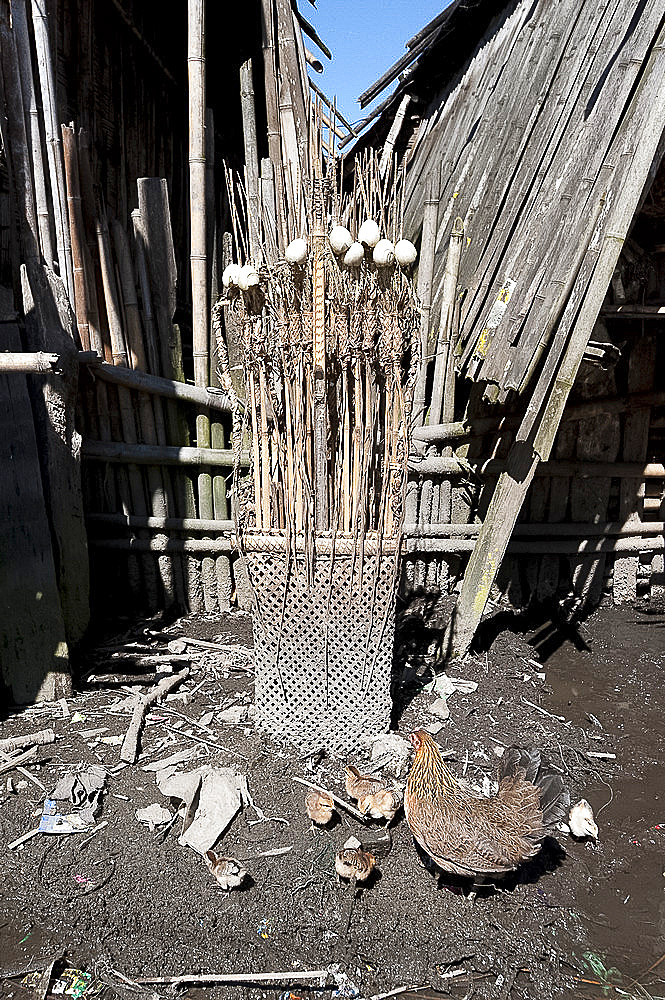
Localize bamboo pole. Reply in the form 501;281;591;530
260;0;287;250
240;58;261;263
188;0;208;389
111;218;176;607
97;211;159;609
0;8;40;264
61;125;90;350
30;0;74;302
11;0;54;266
0;351;59;372
82;440;246;466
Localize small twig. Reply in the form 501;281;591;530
162;724;249;760
292;776;367;822
78;820;109;850
585;751;616;760
364;985;433;1000
8;828;41;850
521;698;570;726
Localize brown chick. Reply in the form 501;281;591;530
334;846;376;883
305;788;335;825
358;786;403;824
405;730;570;878
344;764;384;801
204;850;247;891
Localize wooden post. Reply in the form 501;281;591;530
0;293;71;701
20;263;89;649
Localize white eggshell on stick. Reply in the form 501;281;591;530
222;263;241;288
237;264;260;290
343;242;365;267
285;238;309;264
373;239;395;266
394;239;418;266
358;219;381;247
329;225;353;254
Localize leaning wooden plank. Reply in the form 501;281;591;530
0;303;71;702
20;263;90;648
120;667;189;764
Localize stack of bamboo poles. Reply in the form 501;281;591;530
223;151;420;577
0;0;238;616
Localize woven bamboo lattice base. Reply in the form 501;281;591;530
244;541;397;753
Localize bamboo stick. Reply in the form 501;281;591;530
240;58;261;263
11;0;53;266
0;351;59;372
82;440;246;466
260;0;286;249
188;0;208;389
0;8;40;264
61;125;90;349
30;0;73;302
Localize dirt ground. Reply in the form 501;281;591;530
1;598;664;1000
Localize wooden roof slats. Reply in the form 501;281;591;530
400;0;664;396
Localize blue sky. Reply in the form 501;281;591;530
307;1;450;128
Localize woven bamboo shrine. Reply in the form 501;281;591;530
1;0;665;706
222;160;420;749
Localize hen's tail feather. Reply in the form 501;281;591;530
501;745;570;834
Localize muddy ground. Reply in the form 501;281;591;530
1;600;664;1000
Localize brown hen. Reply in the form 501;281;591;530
405;730;569;877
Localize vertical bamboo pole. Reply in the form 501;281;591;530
188;0;208;389
0;8;40;264
240;58;261;263
112;218;176;607
30;0;74;303
61;125;89;349
11;0;54;266
97;212;158;609
260;0;287;250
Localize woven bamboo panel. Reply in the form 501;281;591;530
245;546;397;753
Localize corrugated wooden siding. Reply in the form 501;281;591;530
404;0;665;397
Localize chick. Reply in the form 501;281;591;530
568;799;598;840
205;850;247;890
335;846;376;883
305;788;335;826
358;786;403;824
344;764;384;801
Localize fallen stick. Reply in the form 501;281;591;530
0;729;55;752
7;827;40;850
586;751;616;760
292;776;367;822
136;970;333;987
0;746;40;775
120;668;190;764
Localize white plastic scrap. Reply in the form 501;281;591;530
135;803;172;831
